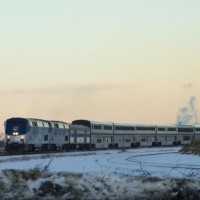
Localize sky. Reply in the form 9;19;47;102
0;0;200;132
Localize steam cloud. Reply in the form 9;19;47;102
176;96;199;125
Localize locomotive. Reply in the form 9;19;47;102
5;117;90;152
4;117;200;153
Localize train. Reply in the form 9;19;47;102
4;117;200;153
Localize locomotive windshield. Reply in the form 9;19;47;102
5;118;29;135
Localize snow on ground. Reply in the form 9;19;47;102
1;146;200;199
1;146;200;177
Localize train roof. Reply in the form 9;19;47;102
112;121;176;126
6;118;200;128
73;120;159;127
90;121;113;125
72;119;113;127
50;120;69;124
6;117;70;124
28;118;51;123
113;122;135;126
6;117;51;123
156;124;178;127
72;119;200;127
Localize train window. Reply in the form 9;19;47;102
136;127;155;131
178;128;193;132
168;128;176;131
196;128;200;131
94;125;102;129
54;123;59;128
32;122;38;127
141;138;146;142
103;126;112;130
7;120;26;127
65;136;69;141
97;139;102;143
158;128;165;131
44;135;48;141
115;126;135;131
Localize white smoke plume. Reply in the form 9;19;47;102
176;96;199;125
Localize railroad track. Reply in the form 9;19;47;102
106;150;200;171
126;152;200;170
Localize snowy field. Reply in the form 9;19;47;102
1;146;200;177
1;146;200;199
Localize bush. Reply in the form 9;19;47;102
180;140;200;155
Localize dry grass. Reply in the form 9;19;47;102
1;169;200;200
180;140;200;155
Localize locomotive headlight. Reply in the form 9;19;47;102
13;132;19;136
21;136;24;142
7;135;11;142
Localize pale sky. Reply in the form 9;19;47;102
0;0;200;131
